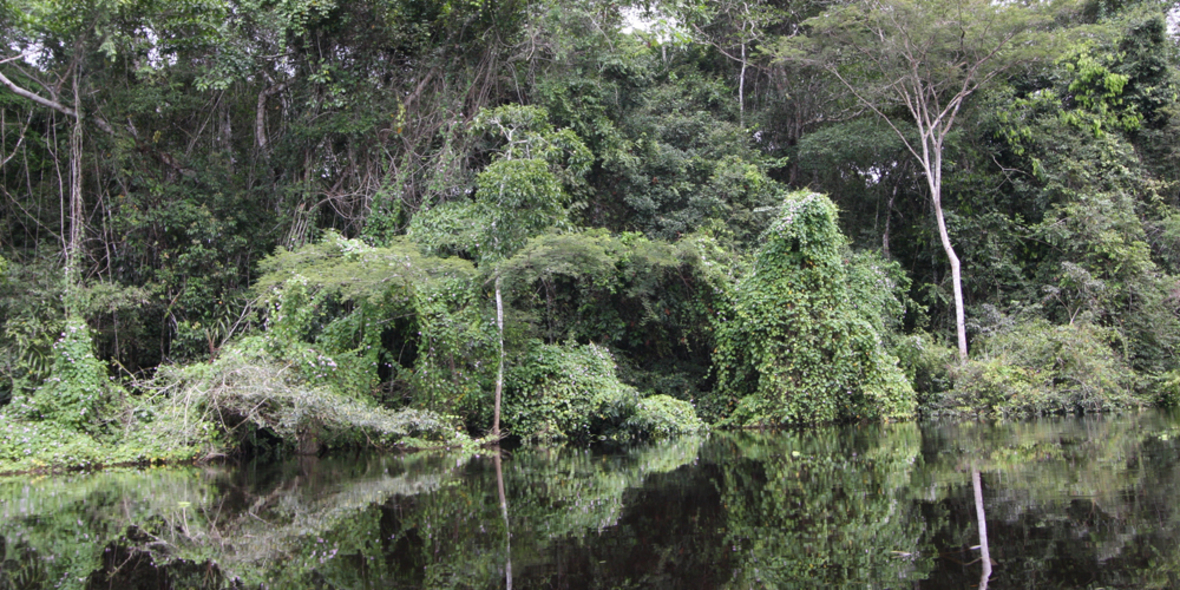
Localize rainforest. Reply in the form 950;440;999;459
1;0;1180;470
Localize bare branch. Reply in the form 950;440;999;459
0;69;114;134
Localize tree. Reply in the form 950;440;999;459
779;0;1071;361
409;104;590;439
0;1;116;306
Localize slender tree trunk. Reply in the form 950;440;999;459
883;183;897;258
923;145;968;361
65;73;84;310
492;273;505;439
255;81;289;151
972;469;992;589
738;41;747;127
931;187;968;362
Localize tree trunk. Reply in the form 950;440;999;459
65;73;84;309
883;183;897;259
255;81;289;150
492;274;505;439
924;144;968;362
738;41;747;127
931;188;968;362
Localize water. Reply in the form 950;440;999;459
2;411;1180;589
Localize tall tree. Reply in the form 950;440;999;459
779;0;1072;361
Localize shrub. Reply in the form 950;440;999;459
150;337;471;455
0;409;208;474
13;318;118;434
935;320;1144;416
619;394;707;439
893;330;957;401
504;341;639;442
254;232;494;424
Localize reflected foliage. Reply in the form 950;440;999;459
6;413;1180;588
713;424;932;588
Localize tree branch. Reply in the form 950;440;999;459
0;69;113;134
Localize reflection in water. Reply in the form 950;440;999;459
495;449;512;590
714;422;931;588
972;469;991;590
1;413;1180;588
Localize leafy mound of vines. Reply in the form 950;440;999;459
711;191;915;426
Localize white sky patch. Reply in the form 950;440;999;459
7;43;44;68
619;6;651;34
619;6;688;44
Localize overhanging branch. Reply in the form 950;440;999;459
0;69;114;134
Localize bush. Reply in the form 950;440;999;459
150;337;471;455
934;320;1144;416
254;232;494;425
505;341;640;442
10;318;119;434
893;330;957;401
0;410;208;474
619;394;707;439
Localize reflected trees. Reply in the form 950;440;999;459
713;423;934;588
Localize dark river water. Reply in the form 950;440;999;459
3;411;1180;589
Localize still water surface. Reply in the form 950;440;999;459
3;411;1180;589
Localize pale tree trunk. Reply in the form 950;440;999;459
883;182;897;258
65;73;84;310
972;469;992;589
930;185;968;362
492;273;505;439
255;81;289;151
920;139;968;362
738;38;747;127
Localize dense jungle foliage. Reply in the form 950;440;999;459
2;0;1180;469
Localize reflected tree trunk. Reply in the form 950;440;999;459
972;469;992;590
495;449;513;590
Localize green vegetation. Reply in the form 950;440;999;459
505;340;705;442
2;0;1180;470
939;319;1145;416
711;191;915;426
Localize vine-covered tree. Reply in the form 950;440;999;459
711;191;915;426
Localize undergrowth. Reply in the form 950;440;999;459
505;341;706;442
149;336;472;455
